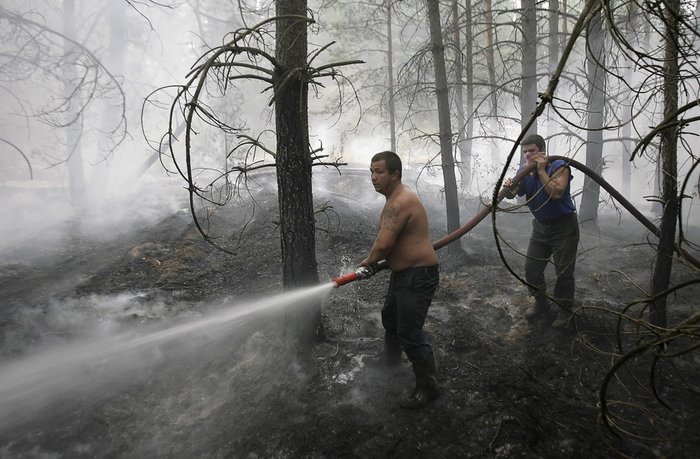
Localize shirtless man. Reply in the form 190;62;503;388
359;151;440;409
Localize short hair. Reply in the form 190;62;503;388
521;134;546;152
371;151;402;178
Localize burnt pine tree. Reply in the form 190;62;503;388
463;0;475;189
619;0;641;198
63;0;86;205
426;0;462;255
548;0;559;75
578;7;606;231
482;0;500;168
0;3;126;202
274;1;319;291
386;0;398;153
92;0;128;190
155;6;361;342
650;0;680;329
520;0;538;138
452;0;473;190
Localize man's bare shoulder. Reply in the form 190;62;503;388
390;183;420;204
383;184;419;217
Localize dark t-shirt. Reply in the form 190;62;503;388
517;159;576;221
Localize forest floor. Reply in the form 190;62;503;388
0;170;698;458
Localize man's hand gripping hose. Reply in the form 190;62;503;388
333;261;388;288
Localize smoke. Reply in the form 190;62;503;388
0;171;188;262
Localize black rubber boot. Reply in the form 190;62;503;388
524;296;551;322
364;334;402;368
552;300;577;329
400;359;440;409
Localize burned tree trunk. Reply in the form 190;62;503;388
386;2;397;153
274;1;319;290
453;0;472;190
579;8;606;232
650;0;680;328
426;0;462;254
520;0;538;138
274;1;321;342
62;0;85;206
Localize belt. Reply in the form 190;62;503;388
537;213;577;225
393;265;439;275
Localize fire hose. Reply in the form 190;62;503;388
332;156;699;288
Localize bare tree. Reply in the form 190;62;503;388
62;0;87;204
618;0;642;198
274;0;319;290
520;0;538;137
426;0;462;254
0;4;127;196
320;0;406;154
452;0;472;189
482;0;500;169
152;9;361;293
386;0;398;152
578;6;606;231
648;0;681;329
547;0;559;74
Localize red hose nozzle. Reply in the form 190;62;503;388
333;261;389;288
332;271;359;288
332;267;373;288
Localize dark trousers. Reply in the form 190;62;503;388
525;214;579;307
381;266;439;364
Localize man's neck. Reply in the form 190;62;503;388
383;181;401;198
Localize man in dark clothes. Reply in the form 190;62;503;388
504;134;580;328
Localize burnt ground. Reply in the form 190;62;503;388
0;171;698;458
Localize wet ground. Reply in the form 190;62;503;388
0;173;698;458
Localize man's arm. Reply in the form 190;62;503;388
537;165;570;200
361;200;408;267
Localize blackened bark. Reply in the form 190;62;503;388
274;1;319;290
548;0;559;74
520;0;537;137
650;0;680;328
579;8;606;231
620;1;639;198
426;0;462;253
484;0;499;168
452;0;472;189
386;1;397;153
464;0;474;189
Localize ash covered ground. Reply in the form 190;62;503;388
0;170;698;458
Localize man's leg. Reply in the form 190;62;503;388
400;358;438;410
524;222;552;320
551;218;580;328
393;267;440;409
365;273;402;367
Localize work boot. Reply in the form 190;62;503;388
552;299;579;328
364;335;402;368
400;359;440;409
364;351;402;368
552;307;575;329
524;296;551;321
